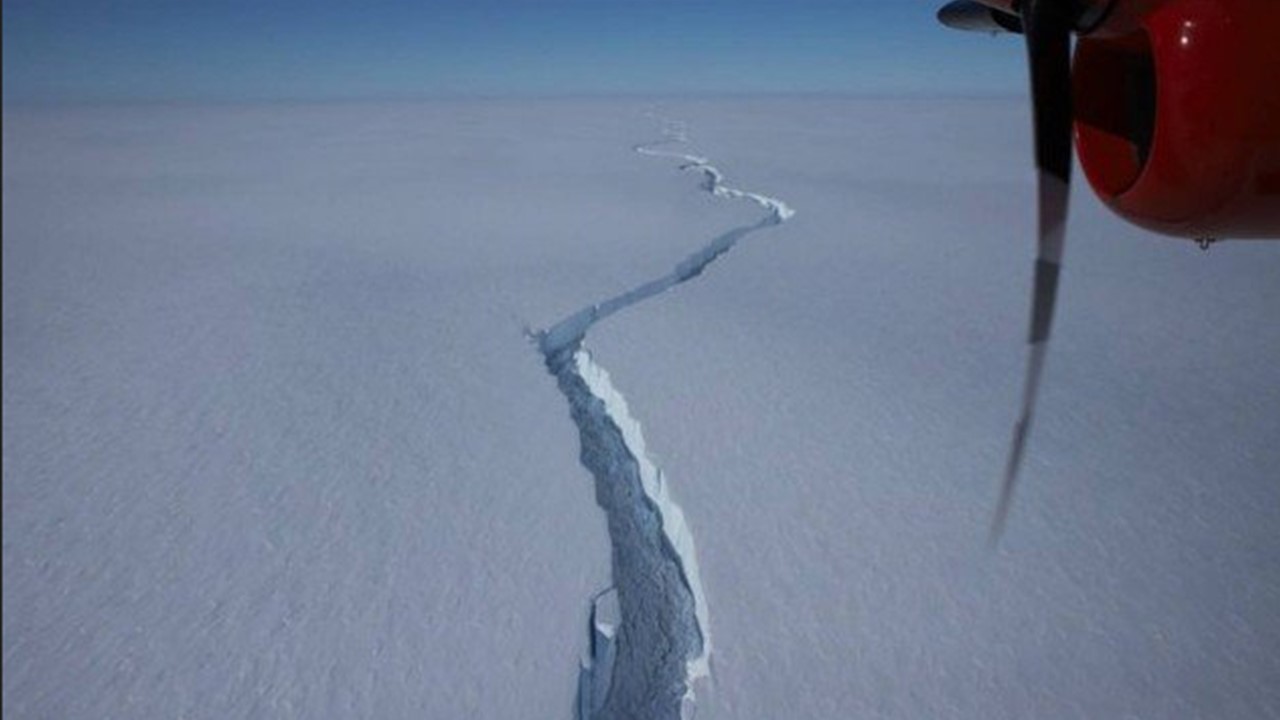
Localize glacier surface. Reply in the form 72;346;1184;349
5;98;1280;719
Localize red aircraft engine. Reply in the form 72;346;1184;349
1072;0;1280;238
944;0;1280;239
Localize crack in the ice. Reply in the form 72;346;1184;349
533;119;793;720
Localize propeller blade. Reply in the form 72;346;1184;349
938;1;1023;34
990;0;1074;544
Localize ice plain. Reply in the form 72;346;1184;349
4;98;1280;719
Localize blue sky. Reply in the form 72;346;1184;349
3;0;1024;103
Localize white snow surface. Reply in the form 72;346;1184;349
5;98;1280;719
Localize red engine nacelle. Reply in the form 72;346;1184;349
1072;0;1280;238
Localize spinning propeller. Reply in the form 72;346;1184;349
941;0;1280;539
938;1;1088;542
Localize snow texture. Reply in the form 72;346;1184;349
5;98;1280;720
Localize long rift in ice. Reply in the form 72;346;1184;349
535;119;793;720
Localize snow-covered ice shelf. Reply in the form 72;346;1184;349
5;98;1279;720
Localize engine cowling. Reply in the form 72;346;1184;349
1072;0;1280;238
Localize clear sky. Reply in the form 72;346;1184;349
3;0;1025;103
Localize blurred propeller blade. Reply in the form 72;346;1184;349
937;0;1024;34
990;0;1074;544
